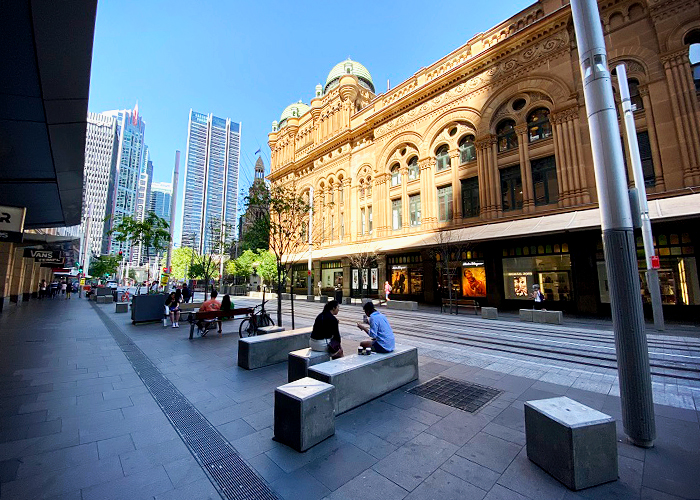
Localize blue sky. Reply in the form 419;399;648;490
88;0;534;240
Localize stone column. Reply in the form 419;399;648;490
375;174;389;237
21;257;35;301
515;124;535;212
400;167;409;230
475;137;492;219
489;138;502;217
342;179;351;243
450;151;462;220
639;85;665;191
341;257;351;298
376;254;387;296
418;158;435;227
313;260;321;291
661;50;700;186
0;243;15;313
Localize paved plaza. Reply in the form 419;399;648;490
0;297;699;500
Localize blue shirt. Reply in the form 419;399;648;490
368;311;395;352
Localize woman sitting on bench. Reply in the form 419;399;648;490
310;300;343;359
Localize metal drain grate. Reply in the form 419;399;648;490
408;376;502;413
91;303;278;500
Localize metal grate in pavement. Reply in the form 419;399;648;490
91;303;278;500
408;376;502;413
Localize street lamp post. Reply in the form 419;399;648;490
307;187;314;296
570;0;655;447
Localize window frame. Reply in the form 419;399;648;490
527;108;552;143
390;164;401;187
500;165;523;211
437;185;453;222
435;145;451;172
531;155;558;206
461;177;480;218
407;156;420;181
497;119;518;153
391;198;402;230
458;135;476;164
409;194;421;227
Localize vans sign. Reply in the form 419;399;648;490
23;249;64;264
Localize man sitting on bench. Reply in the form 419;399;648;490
198;289;221;335
356;302;395;353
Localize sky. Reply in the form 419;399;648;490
87;0;535;242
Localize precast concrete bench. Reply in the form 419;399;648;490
306;295;316;302
237;327;312;370
386;300;418;311
97;295;113;304
319;296;328;303
481;306;498;319
281;293;292;300
520;309;563;324
274;377;335;452
115;302;129;313
257;325;285;335
525;396;617;490
179;301;203;312
341;297;352;305
288;348;330;382
307;345;419;414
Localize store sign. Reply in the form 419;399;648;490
0;205;26;243
651;256;660;269
23;248;64;264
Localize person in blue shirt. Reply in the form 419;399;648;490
356;302;395;353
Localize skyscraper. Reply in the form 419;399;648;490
180;109;241;254
103;104;146;256
80;112;119;260
149;182;172;220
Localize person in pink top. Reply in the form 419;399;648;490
384;281;392;302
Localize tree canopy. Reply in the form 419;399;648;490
89;255;120;279
108;212;170;282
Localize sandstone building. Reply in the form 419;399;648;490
268;0;700;318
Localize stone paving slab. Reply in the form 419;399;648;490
1;298;699;499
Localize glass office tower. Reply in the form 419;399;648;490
181;110;241;255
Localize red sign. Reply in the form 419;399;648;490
651;256;660;269
307;270;312;276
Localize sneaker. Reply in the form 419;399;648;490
175;323;179;328
172;324;177;328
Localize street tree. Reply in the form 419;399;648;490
187;217;232;300
347;243;377;299
108;212;170;285
89;255;120;279
431;230;472;313
163;247;196;281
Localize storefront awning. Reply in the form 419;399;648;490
291;192;700;261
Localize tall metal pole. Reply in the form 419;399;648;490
571;0;655;447
79;204;93;298
165;151;180;292
616;64;665;331
307;187;314;296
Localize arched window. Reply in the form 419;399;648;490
366;177;372;197
390;164;401;187
435;145;451;172
497;119;518;152
685;30;700;91
458;135;476;163
407;156;419;181
628;79;644;111
527;109;552;142
359;179;365;198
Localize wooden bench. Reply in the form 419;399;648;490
237;327;311;370
186;307;253;339
441;298;480;315
307;345;419;415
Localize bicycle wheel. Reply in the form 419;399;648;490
260;313;274;327
239;319;255;338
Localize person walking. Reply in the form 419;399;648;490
39;280;47;299
310;300;343;359
60;281;67;298
182;284;191;304
65;280;72;299
317;280;323;297
356;301;395;353
384;281;392;302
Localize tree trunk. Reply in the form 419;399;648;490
290;284;295;330
276;265;283;326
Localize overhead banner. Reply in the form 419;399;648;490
23;248;64;264
0;205;26;243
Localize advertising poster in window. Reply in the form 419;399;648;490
461;262;486;297
362;269;368;290
370;268;378;289
506;272;533;300
352;269;359;289
391;266;408;294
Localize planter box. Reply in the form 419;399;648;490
131;293;168;324
481;307;498;319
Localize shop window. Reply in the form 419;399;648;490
361;208;366;235
500;165;523;211
392;199;402;230
368;206;373;233
459;135;476;163
408;156;420;181
390;164;401;187
461;177;480;218
435;145;451;172
527;108;552;142
531;156;558;206
503;254;572;301
497;119;518;152
437;185;453;222
409;194;421;226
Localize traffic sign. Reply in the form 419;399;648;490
651;256;660;269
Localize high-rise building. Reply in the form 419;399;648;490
80;112;119;261
133;148;153;265
181;109;241;254
149;182;172;220
103;104;146;256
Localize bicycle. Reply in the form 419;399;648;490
239;300;274;337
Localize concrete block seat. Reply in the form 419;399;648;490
520;309;563;324
525;396;618;490
288;348;331;382
97;295;113;304
257;325;284;335
386;300;418;311
307;345;419;414
237;327;312;370
274;377;335;452
481;306;498;319
115;302;129;313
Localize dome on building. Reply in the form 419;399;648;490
279;101;310;125
324;58;375;94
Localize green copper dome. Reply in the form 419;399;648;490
279;101;310;124
324;59;375;94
